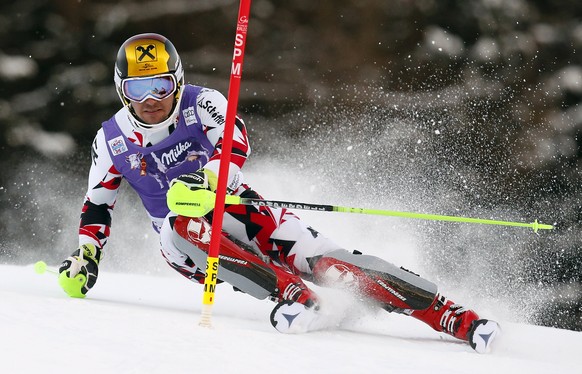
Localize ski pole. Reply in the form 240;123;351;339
167;187;553;233
223;196;553;232
34;261;58;276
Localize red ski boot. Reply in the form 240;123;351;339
411;294;500;353
271;270;319;309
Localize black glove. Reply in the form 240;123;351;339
171;168;217;192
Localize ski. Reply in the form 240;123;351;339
270;301;331;333
468;319;501;354
271;300;501;354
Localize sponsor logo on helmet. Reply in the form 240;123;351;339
136;44;157;62
127;41;171;76
108;136;128;155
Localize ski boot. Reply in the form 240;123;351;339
271;270;319;308
411;294;500;353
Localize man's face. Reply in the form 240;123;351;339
130;96;174;125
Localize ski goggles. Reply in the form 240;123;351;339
122;74;177;103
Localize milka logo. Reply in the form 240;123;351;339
161;142;192;164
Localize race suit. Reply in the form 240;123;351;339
77;84;484;343
79;84;340;282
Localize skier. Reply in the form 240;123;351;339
58;33;500;353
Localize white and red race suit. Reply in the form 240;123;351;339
79;84;340;282
78;83;483;342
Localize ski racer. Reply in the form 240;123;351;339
58;33;500;353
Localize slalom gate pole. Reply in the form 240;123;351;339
199;0;252;328
220;196;554;233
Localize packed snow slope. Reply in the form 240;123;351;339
2;144;576;373
1;263;579;374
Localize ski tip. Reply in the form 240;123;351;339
468;319;501;354
270;301;318;334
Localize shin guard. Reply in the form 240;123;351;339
172;215;318;306
311;249;437;311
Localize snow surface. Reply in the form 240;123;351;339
1;263;580;374
3;150;578;373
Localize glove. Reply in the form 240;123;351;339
58;243;102;298
172;168;217;192
167;168;218;217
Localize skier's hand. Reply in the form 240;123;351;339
167;169;218;217
171;168;218;192
58;244;102;298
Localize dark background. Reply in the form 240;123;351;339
0;0;580;330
